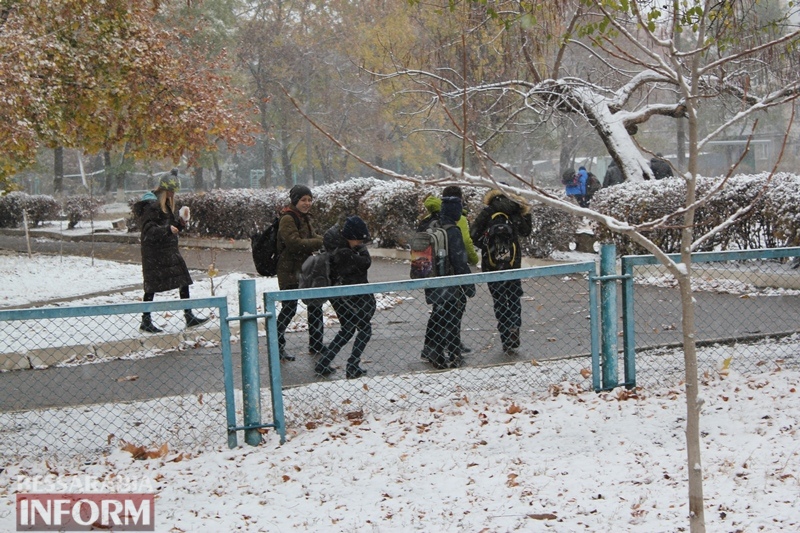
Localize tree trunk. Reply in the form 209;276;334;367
260;101;272;188
103;151;113;193
53;147;64;195
193;166;204;192
280;129;293;188
684;29;706;530
212;153;222;189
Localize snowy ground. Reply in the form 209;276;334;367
1;252;799;532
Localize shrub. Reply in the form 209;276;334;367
590;173;794;254
0;192;60;228
62;195;102;229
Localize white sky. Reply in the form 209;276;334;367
1;252;799;532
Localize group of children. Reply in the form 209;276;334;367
274;183;533;379
134;176;532;379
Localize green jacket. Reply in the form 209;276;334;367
276;207;323;289
423;196;479;266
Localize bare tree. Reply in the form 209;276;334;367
286;2;800;531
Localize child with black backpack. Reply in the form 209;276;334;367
314;216;375;379
470;189;532;354
419;196;476;369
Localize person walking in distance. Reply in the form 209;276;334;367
470;188;532;354
132;169;209;333
314;216;375;379
275;185;324;361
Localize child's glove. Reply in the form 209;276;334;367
179;206;191;223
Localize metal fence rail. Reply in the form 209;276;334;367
621;247;800;387
4;247;800;458
259;263;600;435
0;298;235;458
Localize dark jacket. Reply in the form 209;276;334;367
426;197;475;304
470;189;533;272
324;225;371;286
133;192;192;294
276;206;322;289
604;161;624;187
650;157;673;180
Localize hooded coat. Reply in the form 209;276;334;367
422;196;479;266
276;206;323;289
324;225;371;286
133;192;193;294
470;189;533;272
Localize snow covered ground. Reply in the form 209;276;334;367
1;252;799;532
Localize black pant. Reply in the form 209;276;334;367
488;280;522;347
320;294;376;368
427;296;466;365
143;285;190;302
277;299;324;353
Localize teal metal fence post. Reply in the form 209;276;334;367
238;279;262;446
600;244;619;389
217;302;238;449
264;292;287;444
620;257;637;388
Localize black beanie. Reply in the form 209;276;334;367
289;184;312;206
341;216;370;241
442;185;463;199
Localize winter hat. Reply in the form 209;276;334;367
289;184;313;206
157;169;180;192
440;196;462;224
442;185;463;199
341;216;370;241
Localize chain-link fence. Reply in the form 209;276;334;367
0;297;233;458
623;248;800;387
5;248;800;458
262;263;600;430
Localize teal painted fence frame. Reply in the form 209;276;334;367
619;246;800;389
0;297;239;449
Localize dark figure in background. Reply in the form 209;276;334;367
650;153;674;180
315;216;376;379
423;196;476;369
565;166;590;207
275;185;324;362
603;159;624;187
132;169;209;333
470;189;533;354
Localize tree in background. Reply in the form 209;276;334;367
291;2;799;531
0;0;257;193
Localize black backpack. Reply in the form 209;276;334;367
298;251;332;306
250;212;300;277
586;172;602;198
484;211;517;270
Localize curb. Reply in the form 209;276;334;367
0;227;579;266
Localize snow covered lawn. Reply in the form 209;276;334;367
1;252;799;532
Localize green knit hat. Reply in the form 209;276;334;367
157;169;181;192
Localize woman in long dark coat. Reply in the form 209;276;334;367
132;169;208;333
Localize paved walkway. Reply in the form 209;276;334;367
3;229;800;413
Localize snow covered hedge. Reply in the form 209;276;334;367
590;173;800;254
164;179;577;257
62;196;102;229
0;192;60;228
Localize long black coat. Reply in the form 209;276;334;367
133;196;193;294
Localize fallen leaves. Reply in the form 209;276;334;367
121;441;169;460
